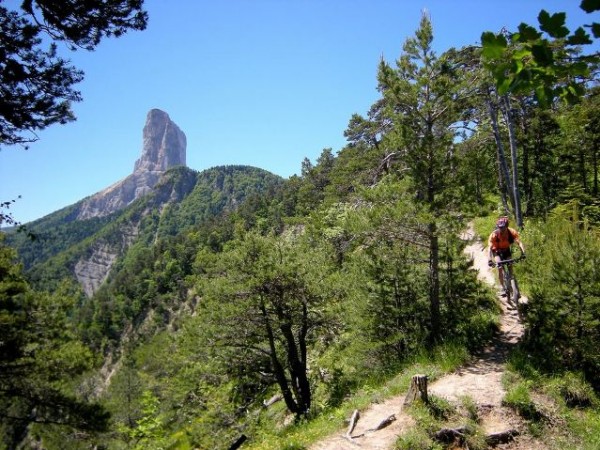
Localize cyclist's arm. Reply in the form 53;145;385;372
487;235;495;261
513;235;525;255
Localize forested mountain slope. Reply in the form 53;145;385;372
7;165;283;296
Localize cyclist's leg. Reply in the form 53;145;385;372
504;266;514;304
493;251;504;288
505;248;513;296
498;249;511;298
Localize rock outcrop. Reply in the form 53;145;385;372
73;109;186;296
76;109;186;220
74;244;118;297
134;109;186;173
74;223;139;297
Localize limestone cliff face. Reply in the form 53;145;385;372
74;224;139;297
76;109;186;220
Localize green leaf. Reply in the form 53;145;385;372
512;48;531;60
567;27;593;45
496;74;512;95
512;57;524;74
569;61;591;77
514;68;534;85
535;85;551;108
491;63;509;81
591;22;600;38
568;82;585;97
531;43;554;66
516;23;542;42
580;0;600;13
560;83;585;105
538;10;570;38
481;32;507;59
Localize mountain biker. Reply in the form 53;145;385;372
487;216;526;296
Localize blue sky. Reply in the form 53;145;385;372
0;0;594;224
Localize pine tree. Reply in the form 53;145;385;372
375;13;464;341
196;232;337;418
0;237;108;447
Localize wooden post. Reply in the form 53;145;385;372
404;374;429;405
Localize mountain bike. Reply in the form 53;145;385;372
493;256;524;311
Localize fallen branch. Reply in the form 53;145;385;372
262;393;283;408
346;409;360;438
368;414;396;432
485;429;519;446
350;414;397;439
228;434;247;450
342;433;362;446
433;426;468;444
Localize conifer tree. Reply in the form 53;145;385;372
196;232;337;418
375;13;464;341
0;237;108;448
522;212;600;385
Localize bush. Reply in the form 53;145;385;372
550;372;598;408
502;382;544;422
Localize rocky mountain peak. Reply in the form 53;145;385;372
134;108;186;173
75;109;187;220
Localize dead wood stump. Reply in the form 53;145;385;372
404;374;429;405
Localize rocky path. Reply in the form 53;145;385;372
311;225;532;450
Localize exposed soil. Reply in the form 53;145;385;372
310;225;544;450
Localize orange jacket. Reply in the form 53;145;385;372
488;227;520;252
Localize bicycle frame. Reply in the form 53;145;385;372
495;257;522;308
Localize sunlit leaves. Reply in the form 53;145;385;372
481;4;599;107
481;32;507;59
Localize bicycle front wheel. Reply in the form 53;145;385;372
503;272;512;300
511;277;520;306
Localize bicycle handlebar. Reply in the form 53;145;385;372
492;255;525;267
493;255;525;267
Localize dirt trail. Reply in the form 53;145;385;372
311;225;531;450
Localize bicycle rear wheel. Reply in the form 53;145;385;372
502;272;512;300
510;277;520;307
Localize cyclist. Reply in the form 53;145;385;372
487;216;526;297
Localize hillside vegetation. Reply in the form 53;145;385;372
1;13;600;450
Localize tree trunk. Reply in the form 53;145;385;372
404;374;429;405
593;143;598;196
485;91;515;215
580;145;588;192
261;302;300;415
281;321;311;416
502;95;523;227
429;225;440;342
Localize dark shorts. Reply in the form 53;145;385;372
493;249;512;261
